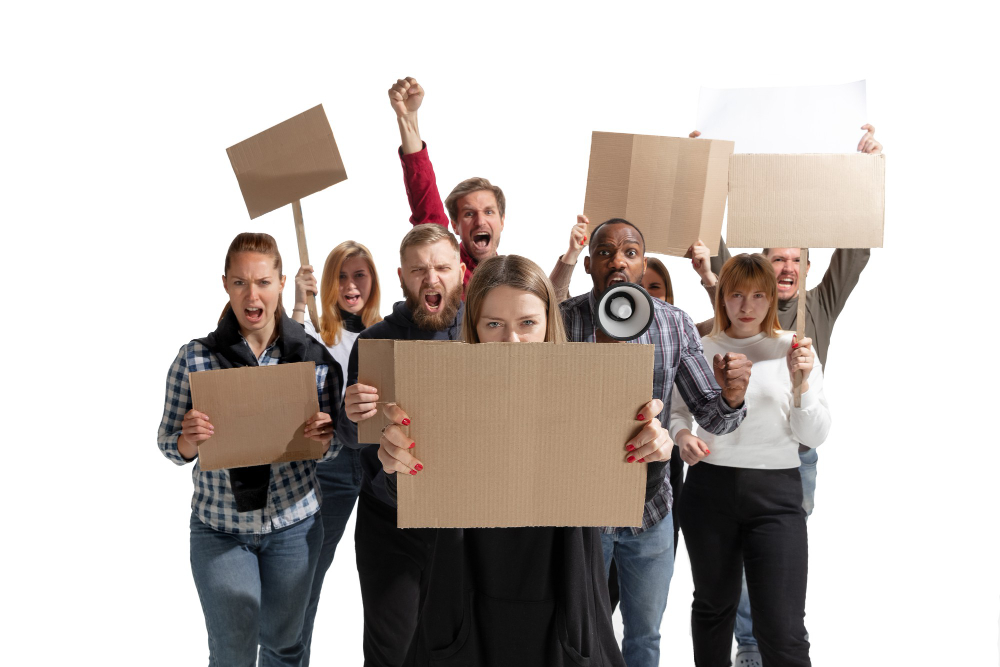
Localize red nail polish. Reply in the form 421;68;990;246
626;444;635;452
705;450;711;454
627;456;636;463
638;458;645;463
636;414;645;421
409;442;415;449
401;418;411;426
414;463;423;471
583;236;587;242
409;469;417;475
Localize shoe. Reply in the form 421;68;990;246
734;646;762;667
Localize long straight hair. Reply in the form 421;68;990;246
710;253;781;338
219;232;284;324
461;255;567;344
318;241;382;346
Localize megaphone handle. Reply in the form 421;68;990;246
292;200;321;329
793;248;808;408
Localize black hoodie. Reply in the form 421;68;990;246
335;300;464;506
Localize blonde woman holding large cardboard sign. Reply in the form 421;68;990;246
157;233;340;666
376;255;672;666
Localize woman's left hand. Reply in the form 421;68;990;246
787;335;815;385
304;411;334;451
625;399;673;463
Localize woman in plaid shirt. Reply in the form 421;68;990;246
157;233;340;667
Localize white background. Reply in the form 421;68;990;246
4;1;997;665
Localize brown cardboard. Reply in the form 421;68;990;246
227;105;347;219
189;362;322;471
358;340;654;528
583;132;734;256
727;154;885;248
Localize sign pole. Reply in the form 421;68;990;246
793;247;808;407
292;199;320;329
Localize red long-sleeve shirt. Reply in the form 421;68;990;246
398;143;477;289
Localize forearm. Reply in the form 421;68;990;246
291;305;306;324
550;255;575;303
398;114;422;156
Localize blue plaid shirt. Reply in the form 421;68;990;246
561;291;746;535
158;338;338;535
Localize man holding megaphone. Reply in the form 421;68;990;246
559;217;752;667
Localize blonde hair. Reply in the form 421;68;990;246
220;232;283;323
711;253;782;338
399;224;461;262
444;177;506;222
645;257;674;305
318;241;382;347
462;255;567;344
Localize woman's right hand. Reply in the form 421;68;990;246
345;383;379;423
676;429;710;466
178;409;213;459
294;265;318;309
378;404;422;475
686;238;716;286
563;215;589;264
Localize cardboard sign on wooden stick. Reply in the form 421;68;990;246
226;105;347;328
727;153;885;405
358;339;653;528
583;132;734;257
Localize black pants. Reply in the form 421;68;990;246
355;490;437;667
679;462;810;667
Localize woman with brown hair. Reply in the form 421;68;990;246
641;256;674;305
670;253;831;667
375;255;673;666
157;232;339;666
292;240;384;661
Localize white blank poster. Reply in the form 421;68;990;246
697;80;868;153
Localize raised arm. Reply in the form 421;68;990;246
389;77;450;229
549;215;588;302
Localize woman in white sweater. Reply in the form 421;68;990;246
670;253;830;667
292;240;383;662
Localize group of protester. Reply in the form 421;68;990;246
157;76;881;667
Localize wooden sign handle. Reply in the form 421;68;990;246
793;247;808;408
292;200;321;329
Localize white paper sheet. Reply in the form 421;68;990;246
697;80;867;153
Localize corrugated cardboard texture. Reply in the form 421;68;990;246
227;105;347;219
189;362;322;471
583;132;734;257
727;154;885;249
357;338;400;445
359;340;653;528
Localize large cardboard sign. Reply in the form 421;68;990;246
583;132;734;257
697;80;867;153
727;153;885;249
358;340;653;528
226;105;347;219
189;362;322;471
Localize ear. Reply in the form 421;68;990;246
221;274;228;293
451;219;460;235
642;257;648;276
397;267;403;287
280;274;286;291
459;262;467;278
584;256;591;274
499;215;505;231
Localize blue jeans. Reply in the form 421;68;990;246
602;513;675;667
301;448;363;665
189;512;323;667
735;448;818;650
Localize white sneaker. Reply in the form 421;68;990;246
734;646;762;667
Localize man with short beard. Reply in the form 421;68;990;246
335;224;465;667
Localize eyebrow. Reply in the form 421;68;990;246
479;312;545;321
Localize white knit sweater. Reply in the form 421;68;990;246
669;331;831;469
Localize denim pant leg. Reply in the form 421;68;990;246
301;449;363;664
601;515;675;667
735;448;819;649
190;514;262;667
256;513;324;667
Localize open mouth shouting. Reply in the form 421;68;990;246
422;290;443;313
605;271;630;290
343;293;362;308
778;276;795;290
244;306;264;324
471;230;492;252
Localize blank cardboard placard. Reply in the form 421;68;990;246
727;154;885;249
697;80;867;153
227;105;347;219
190;362;322;471
359;340;653;528
583;132;734;257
